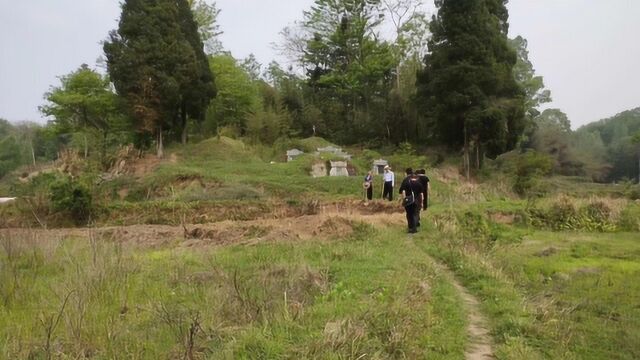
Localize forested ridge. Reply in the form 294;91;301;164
0;0;638;183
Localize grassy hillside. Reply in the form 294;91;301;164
1;135;640;358
1;136;441;227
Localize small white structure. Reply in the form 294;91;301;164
317;146;352;160
372;159;389;175
286;149;304;162
317;146;342;154
329;161;349;177
0;197;16;204
311;162;328;177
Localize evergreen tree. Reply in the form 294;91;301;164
103;0;215;157
417;0;524;177
176;0;217;144
300;0;395;143
509;35;551;121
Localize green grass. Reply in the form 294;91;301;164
0;225;466;359
417;205;640;359
494;232;640;359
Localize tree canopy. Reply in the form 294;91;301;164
103;0;215;157
416;0;525;176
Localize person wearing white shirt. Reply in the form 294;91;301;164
382;166;395;201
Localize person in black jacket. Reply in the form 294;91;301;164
416;168;430;211
399;168;423;233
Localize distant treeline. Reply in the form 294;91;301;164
1;0;638;183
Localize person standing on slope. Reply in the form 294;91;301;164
382;166;395;201
363;171;373;201
416;168;431;225
399;168;423;234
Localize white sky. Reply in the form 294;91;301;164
1;0;639;129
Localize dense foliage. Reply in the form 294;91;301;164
416;0;525;177
0;0;637;186
103;0;216;157
576;108;640;182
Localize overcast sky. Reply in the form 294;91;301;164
1;0;639;129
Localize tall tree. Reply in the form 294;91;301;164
382;0;429;88
40;64;123;163
104;0;215;157
287;0;396;143
509;35;551;122
176;0;217;144
417;0;525;178
204;54;261;135
188;0;224;54
382;0;430;143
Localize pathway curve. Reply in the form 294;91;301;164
411;238;494;360
451;278;494;359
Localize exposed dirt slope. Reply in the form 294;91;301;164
0;208;404;249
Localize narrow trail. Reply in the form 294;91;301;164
411;237;494;360
451;278;494;360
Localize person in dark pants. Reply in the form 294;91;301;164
363;171;373;201
416;169;430;224
399;168;423;233
382;166;395;201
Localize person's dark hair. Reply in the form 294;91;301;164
405;167;413;175
417;169;426;175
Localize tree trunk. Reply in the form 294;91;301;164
463;123;470;180
181;101;188;145
102;131;108;169
157;125;164;159
30;141;36;167
475;142;480;170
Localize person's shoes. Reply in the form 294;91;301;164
408;228;417;234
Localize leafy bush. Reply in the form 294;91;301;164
528;198;617;232
512;151;553;197
49;177;93;225
619;204;640;231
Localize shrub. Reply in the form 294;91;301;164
49;177;93;225
527;197;617;232
619;204;640;231
512;151;553;197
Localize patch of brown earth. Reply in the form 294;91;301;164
0;210;403;249
312;217;357;238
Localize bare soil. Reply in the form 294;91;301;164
0;204;404;249
452;280;495;360
426;254;494;359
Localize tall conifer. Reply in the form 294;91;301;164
104;0;215;157
417;0;524;176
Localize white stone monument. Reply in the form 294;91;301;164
286;149;304;162
372;159;389;175
329;161;349;177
